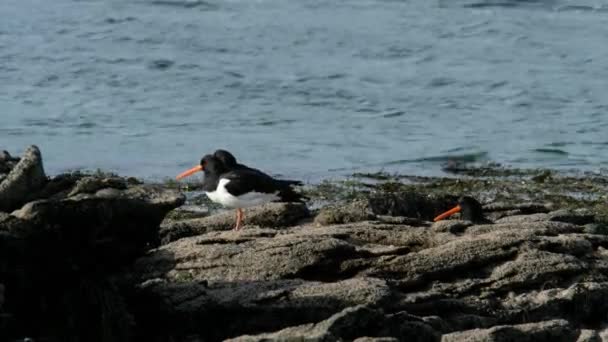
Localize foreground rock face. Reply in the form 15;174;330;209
0;147;185;342
133;208;608;341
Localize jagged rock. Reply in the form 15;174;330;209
160;202;310;243
440;319;577;342
314;199;375;226
0;146;46;212
227;305;440;342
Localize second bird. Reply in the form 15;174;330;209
176;151;305;230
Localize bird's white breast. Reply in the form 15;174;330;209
205;178;280;209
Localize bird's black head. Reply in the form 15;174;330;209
434;196;486;223
458;196;485;222
176;154;226;180
213;149;238;168
200;154;227;175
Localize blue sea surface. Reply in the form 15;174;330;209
2;0;608;181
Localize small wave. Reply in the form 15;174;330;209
533;148;568;155
146;0;213;9
148;59;175;70
256;119;297;127
382;152;490;166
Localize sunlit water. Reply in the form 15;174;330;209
2;0;608;182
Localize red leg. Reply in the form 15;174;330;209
234;208;244;231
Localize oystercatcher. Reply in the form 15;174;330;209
213;149;303;187
433;196;492;224
176;154;305;230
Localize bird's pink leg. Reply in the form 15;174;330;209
234;208;244;231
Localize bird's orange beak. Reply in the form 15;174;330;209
433;205;461;222
176;165;203;180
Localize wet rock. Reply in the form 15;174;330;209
0;146;46;212
314;199;375;226
227;305;440;342
160;202;309;243
441;319;577;342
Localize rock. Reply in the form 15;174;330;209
0;179;184;342
227;305;440;342
129;208;608;341
494;213;550;224
441;319;577;342
132;278;394;341
431;220;471;234
501;282;608;326
314;199;375;226
160;202;310;243
0;150;20;174
0;283;4;309
583;223;608;235
576;329;600;342
0;146;47;212
483;202;552;214
136;229;359;282
548;208;596;225
354;338;400;342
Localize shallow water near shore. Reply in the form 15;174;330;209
2;0;608;182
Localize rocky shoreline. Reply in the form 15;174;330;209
2;146;608;341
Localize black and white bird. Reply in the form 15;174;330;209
433;196;492;224
213;149;303;187
176;153;305;230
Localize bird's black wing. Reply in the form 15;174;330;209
222;170;306;202
222;170;284;196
